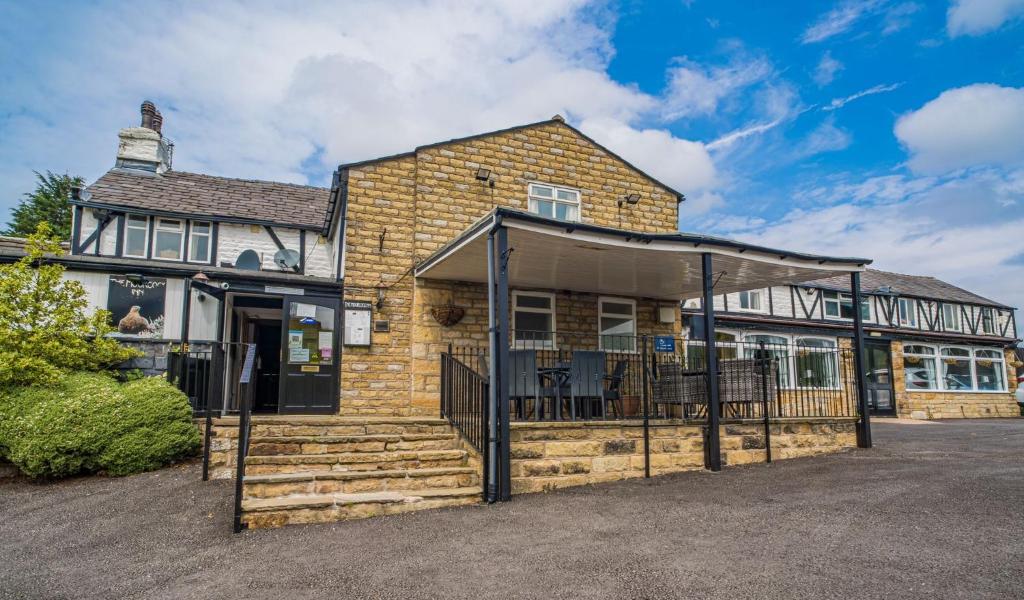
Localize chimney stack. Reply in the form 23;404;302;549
116;100;173;174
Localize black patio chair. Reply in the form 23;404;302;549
601;359;628;419
508;350;555;420
565;351;606;420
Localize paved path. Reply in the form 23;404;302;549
1;419;1022;599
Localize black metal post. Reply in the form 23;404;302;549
485;229;499;503
641;335;650;478
759;341;772;463
180;279;192;347
701;253;722;471
495;225;512;501
232;370;250;534
851;271;873;448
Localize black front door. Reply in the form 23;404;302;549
278;296;340;414
864;340;896;416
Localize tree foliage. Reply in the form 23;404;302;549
4;171;83;240
0;223;137;388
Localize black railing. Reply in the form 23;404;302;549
167;348;215;416
447;333;859;423
440;346;489;502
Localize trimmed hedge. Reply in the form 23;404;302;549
0;372;200;478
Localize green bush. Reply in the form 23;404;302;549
0;371;200;478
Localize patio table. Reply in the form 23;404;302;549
537;363;570;420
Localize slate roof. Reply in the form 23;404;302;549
811;268;1011;309
83;169;331;231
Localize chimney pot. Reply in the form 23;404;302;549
140;100;158;131
151;110;163;134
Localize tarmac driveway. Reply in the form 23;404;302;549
1;419;1022;600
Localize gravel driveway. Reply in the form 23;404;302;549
2;419;1022;600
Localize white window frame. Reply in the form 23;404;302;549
123;214;150;258
792;335;841;390
736;290;766;313
823;290;871;321
527;182;581;223
188;221;212;263
511;291;556;349
598;296;637;353
151;217;185;261
905;344;1007;393
898;298;917;327
941;303;961;332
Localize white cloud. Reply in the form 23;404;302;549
882;2;922;34
947;0;1024;37
792;117;852;159
707;118;786;150
823;82;903;111
801;0;883;43
0;0;721;220
661;54;774;120
895;84;1024;174
813;52;843;86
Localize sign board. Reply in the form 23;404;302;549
264;285;305;296
654;336;676;353
344;300;372;347
239;344;257;384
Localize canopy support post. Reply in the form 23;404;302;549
494;224;512;500
851;271;873;448
701;253;722;471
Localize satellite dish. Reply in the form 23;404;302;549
273;248;301;270
235;249;262;271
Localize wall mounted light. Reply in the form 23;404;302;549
618;193;640;208
475;167;491;181
375;285;386;310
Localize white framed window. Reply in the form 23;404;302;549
188;221;212;263
123;214;149;258
598;297;636;352
941;303;961;332
152;218;184;260
904;344;1007;393
823;290;870;321
898;298;917;327
736;290;765;313
512;291;556;348
527;183;580;222
980;308;996;335
793;336;839;389
973;348;1006;391
904;344;939;391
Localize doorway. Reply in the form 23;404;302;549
864;340;897;416
228;295;283;414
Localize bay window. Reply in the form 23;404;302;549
793;337;839;388
905;344;1007;392
940;347;972;390
903;344;939;390
974;349;1006;391
598;297;636;352
512;291;555;348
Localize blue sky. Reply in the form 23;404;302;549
1;0;1023;334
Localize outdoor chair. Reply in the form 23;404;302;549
601;359;628;419
651;361;706;419
508;350;559;420
719;358;778;419
564;351;606;420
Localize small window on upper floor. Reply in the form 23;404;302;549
736;290;765;312
980;308;996;335
823;290;870;321
528;183;579;222
124;215;149;258
189;221;212;263
898;298;917;327
153;218;184;261
941;303;961;332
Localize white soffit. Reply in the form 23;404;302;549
416;216;865;301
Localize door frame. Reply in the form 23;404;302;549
865;339;897;416
278;294;342;415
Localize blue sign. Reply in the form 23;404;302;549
654;336;676;352
299;317;319;325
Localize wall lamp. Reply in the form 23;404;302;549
125;273;147;284
618;193;640;208
475;167;495;187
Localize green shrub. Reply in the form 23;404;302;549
0;371;200;478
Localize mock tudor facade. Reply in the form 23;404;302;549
684;270;1021;419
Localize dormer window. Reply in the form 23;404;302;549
528;183;579;222
153;218;184;260
123;215;149;258
737;290;765;312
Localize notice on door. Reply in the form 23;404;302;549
289;347;310;363
288;330;303;349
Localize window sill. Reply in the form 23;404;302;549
904;388;1009;394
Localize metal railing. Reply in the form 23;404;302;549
167;348;215;416
440;346;489;502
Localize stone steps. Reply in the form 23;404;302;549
247;432;460;456
240;487;482;529
243;467;479;498
234;417;482;529
244;449;471;475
